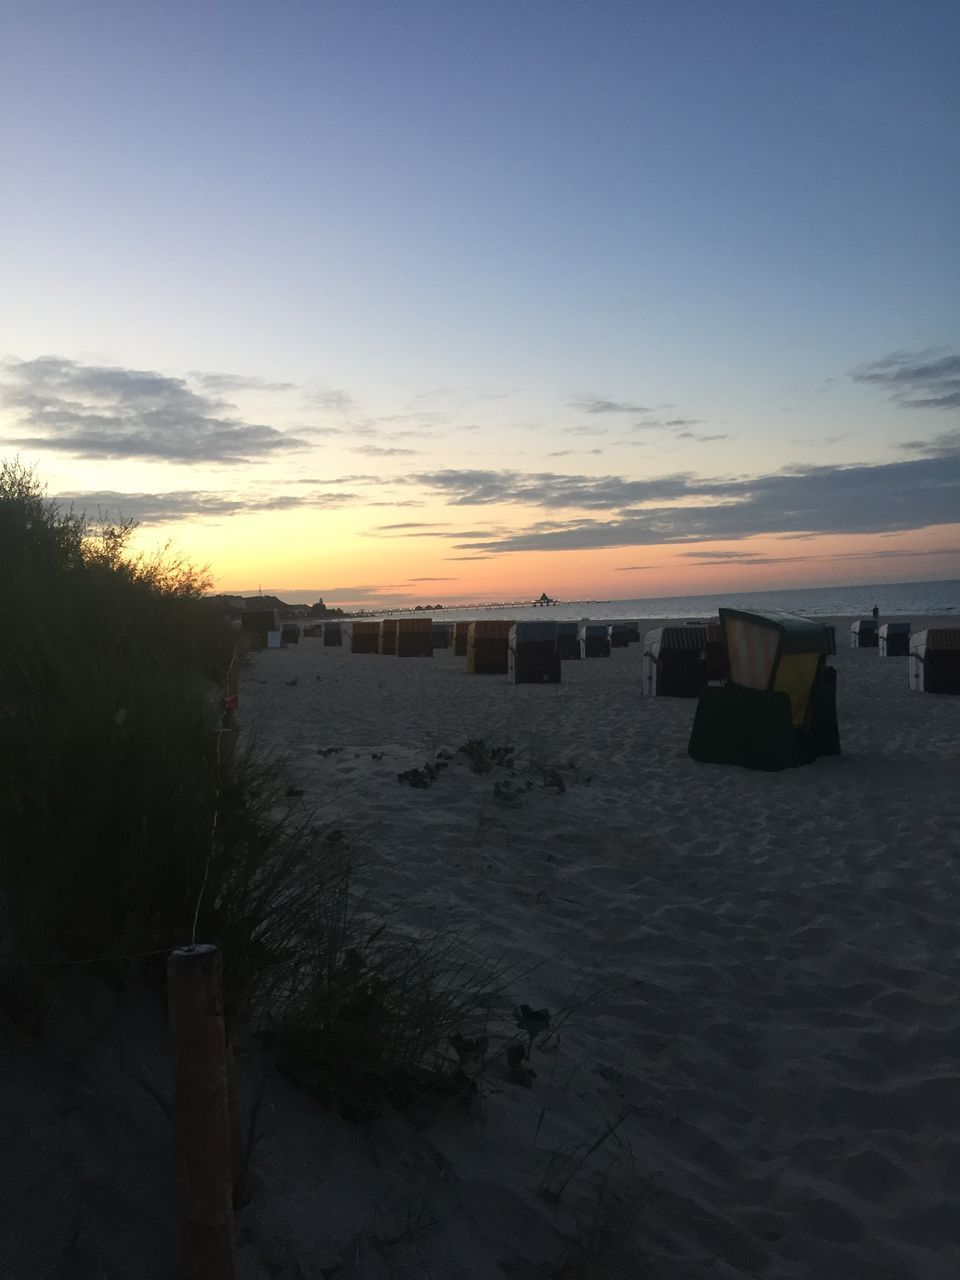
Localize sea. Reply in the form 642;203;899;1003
376;579;960;623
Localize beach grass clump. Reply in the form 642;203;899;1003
0;461;344;1023
1;460;239;974
263;900;506;1118
1;460;513;1125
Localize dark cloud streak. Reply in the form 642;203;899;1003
852;350;960;410
1;357;306;463
51;489;358;525
407;448;960;552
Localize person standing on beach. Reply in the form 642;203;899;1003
872;604;880;621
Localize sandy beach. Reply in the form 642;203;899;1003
234;615;960;1278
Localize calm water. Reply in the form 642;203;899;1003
379;579;960;623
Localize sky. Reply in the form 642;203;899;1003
2;0;958;608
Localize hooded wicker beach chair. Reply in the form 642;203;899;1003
688;608;840;770
431;621;452;649
909;629;960;693
850;619;879;648
556;621;581;659
395;617;433;657
350;621;380;654
466;620;514;674
579;623;611;658
452;621;474;656
879;622;911;657
642;626;709;697
508;622;561;684
379;618;398;655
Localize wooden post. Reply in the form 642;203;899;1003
168;945;235;1280
225;1035;251;1209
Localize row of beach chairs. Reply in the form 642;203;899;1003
849;618;960;692
298;617;645;682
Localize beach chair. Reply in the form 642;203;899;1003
396;617;433;657
350;621;380;654
466;620;514;674
642;626;709;697
508;622;561;684
850;619;879;648
241;608;279;634
556;621;581;659
452;621;473;656
879;622;911;657
379;618;398;655
323;621;343;647
280;623;300;646
240;608;280;650
609;622;631;648
909;629;960;693
431;622;452;650
688;608;840;769
579;623;611;658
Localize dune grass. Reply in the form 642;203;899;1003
1;460;234;968
1;459;501;1118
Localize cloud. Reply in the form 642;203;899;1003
406;577;458;582
678;544;960;568
789;433;853;447
373;411;451;428
407;468;702;509
614;564;658;571
561;426;609;437
407;386;517;410
373;521;450;531
352;445;422;457
379;428;441;440
408;386;460;406
308;388;358;413
367;521;451;537
571;396;650;415
1;356;307;463
406;447;960;552
680;549;767;562
189;372;297;393
900;428;960;458
675;432;728;442
288;426;346;439
852;349;960;410
52;488;358;525
548;448;604;458
628;416;704;432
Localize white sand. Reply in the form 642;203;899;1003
239;616;960;1279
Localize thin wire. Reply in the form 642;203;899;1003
190;645;239;945
0;946;175;968
190;727;222;946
